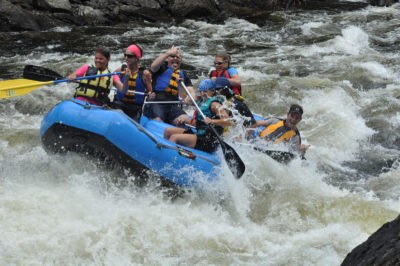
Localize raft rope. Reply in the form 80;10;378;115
68;99;218;165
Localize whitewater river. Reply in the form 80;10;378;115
1;3;400;265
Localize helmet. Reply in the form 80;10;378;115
198;79;216;91
214;77;231;89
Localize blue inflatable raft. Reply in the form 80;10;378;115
40;99;222;188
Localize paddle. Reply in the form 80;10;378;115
0;65;122;99
23;65;64;81
179;81;245;179
253;147;294;163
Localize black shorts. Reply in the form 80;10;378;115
183;128;219;153
143;103;187;125
113;101;143;122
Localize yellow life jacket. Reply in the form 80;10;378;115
164;69;180;96
234;94;245;102
259;119;297;144
75;66;113;99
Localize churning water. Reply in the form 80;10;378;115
1;3;400;265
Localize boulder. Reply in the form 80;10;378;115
169;0;217;18
370;0;399;6
35;0;72;11
0;0;395;32
341;214;400;266
0;0;41;31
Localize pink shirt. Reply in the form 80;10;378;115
75;64;120;82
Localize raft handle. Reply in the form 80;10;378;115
177;147;196;160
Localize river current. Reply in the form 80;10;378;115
1;3;400;265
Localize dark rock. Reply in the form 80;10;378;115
370;0;399;6
0;0;396;32
341;214;400;266
35;0;72;11
169;0;217;18
0;0;41;31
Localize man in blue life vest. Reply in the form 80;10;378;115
257;104;310;157
143;45;195;126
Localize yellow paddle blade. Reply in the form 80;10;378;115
0;79;54;99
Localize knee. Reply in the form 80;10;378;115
169;134;179;144
164;128;172;139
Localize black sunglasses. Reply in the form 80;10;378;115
124;53;136;58
169;55;181;59
214;62;224;65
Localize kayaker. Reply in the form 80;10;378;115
67;47;124;106
163;79;231;153
209;52;242;96
213;77;257;138
257;104;310;157
143;45;196;126
113;44;154;122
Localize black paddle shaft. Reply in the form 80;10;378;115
179;81;245;179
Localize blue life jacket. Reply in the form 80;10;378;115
116;65;146;104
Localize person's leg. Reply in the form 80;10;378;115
164;127;185;140
172;114;189;127
169;134;197;148
143;103;166;122
169;105;189;126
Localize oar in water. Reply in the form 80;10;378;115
253;147;295;163
179;81;245;179
0;65;122;99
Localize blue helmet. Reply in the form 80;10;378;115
198;79;216;91
214;77;231;89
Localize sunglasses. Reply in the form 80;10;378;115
214;62;224;65
124;53;136;58
169;55;181;59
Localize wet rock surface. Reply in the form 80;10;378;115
341;214;400;266
0;0;389;32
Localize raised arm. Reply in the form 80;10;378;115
151;45;179;72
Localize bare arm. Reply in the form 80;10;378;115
115;68;131;93
114;79;125;92
256;119;267;127
143;70;153;93
228;73;241;86
179;85;196;104
151;45;179;72
203;102;232;127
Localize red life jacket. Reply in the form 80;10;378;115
210;69;242;95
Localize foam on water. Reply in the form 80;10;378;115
2;3;400;265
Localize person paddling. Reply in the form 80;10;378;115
67;47;124;106
256;104;310;157
113;44;154;122
164;79;231;153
